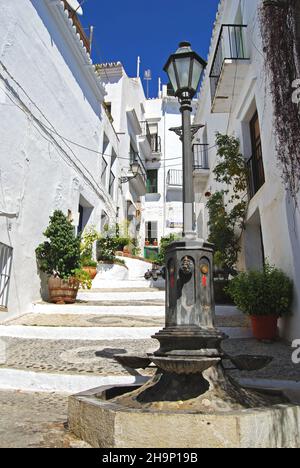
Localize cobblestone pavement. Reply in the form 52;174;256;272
0;391;90;448
0;337;157;376
6;313;249;328
7;314;165;328
222;338;300;381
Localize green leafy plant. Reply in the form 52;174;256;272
207;133;248;273
226;263;293;317
157;234;180;266
130;238;141;257
81;258;98;268
80;226;100;261
36;210;81;279
73;268;92;290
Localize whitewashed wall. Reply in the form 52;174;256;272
0;0;120;319
194;0;300;341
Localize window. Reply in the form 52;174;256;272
146;170;158;194
248;111;265;198
108;149;117;199
109;172;115;198
0;243;13;309
145;221;158;244
130;143;137;164
101;158;108;187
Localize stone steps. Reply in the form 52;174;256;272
77;290;165;302
31;303;166;316
7;313;249;329
0;264;251;394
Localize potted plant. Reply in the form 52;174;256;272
153;239;158;247
36;211;91;304
226;263;293;340
145;239;150;246
81;258;98;280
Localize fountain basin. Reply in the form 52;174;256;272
68;382;300;448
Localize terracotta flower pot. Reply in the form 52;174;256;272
250;315;279;341
48;276;79;304
83;266;97;280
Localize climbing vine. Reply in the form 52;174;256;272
207;134;248;273
259;0;300;202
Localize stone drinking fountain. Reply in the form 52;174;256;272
68;43;300;448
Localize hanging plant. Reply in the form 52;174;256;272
207;133;248;273
259;0;300;202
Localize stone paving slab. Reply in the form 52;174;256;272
6;313;249;328
0;337;157;376
222;338;300;382
0;391;90;448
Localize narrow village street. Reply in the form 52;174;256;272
1;0;300;450
0;257;299;448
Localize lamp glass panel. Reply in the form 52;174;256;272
174;56;192;89
166;61;178;93
131;162;139;175
191;59;204;91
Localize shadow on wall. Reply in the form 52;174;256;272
31;0;103;117
284;193;300;340
36;265;50;303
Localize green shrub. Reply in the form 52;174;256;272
96;236;119;262
36;210;81;279
81;258;98;268
226;263;293;317
80;226;100;260
115;236;131;251
157;234;180;266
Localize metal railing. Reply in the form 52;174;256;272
247;151;265;199
130;150;147;184
151;134;162;153
0;243;13;309
193;144;209;169
140;121;152;147
210;24;249;103
63;1;91;53
167;169;183;187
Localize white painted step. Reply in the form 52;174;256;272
0;325;251;340
32;303;165;317
0;325;160;340
77;290;165;302
91;280;155;289
116;256;152;280
0;368;148;394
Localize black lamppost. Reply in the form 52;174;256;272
140;43;225;394
164;42;206;238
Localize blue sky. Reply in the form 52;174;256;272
80;0;220;98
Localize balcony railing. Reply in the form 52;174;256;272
210;24;249;103
151;134;162;153
0;242;13;309
130;150;147;184
193;144;209;169
63;1;91;53
247;153;265;199
167;169;182;187
140;121;152;147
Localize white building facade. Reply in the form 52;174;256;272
0;0;124;318
193;0;300;341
